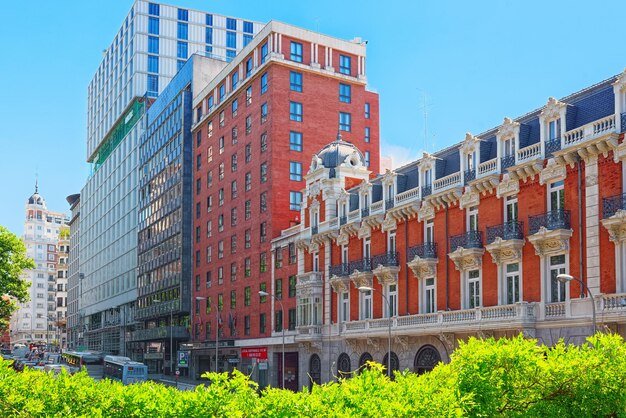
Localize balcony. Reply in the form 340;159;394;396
340;302;537;337
371;252;400;285
500;154;515;172
486;221;524;244
545;137;561;156
622;112;626;133
450;230;483;251
407;243;438;280
339;215;347;226
361;207;370;218
297;271;323;299
602;193;626;243
348;258;373;289
421;185;432;198
528;209;570;235
464;168;476;184
329;263;350;277
311;225;318;235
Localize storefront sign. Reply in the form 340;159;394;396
258;361;268;370
241;347;268;360
144;352;164;360
178;351;189;368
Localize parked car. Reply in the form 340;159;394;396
1;348;12;357
44;364;77;376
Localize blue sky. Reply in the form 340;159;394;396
1;0;624;235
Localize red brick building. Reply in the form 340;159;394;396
190;21;379;387
270;70;626;390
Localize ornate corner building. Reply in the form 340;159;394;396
263;70;626;390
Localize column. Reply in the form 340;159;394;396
585;155;600;293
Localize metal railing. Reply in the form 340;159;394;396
622;112;626;133
348;258;372;273
371;252;400;267
602;193;626;219
361;207;370;217
311;225;318;235
339;216;347;226
450;230;483;250
385;198;395;210
486;221;524;244
501;154;515;172
408;242;438;259
464;168;476;183
528;209;571;235
329;263;350;277
545;137;561;156
421;185;432;197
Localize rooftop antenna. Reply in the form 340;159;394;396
417;89;433;152
35;169;39;193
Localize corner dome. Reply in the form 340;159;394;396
27;182;45;206
310;133;366;171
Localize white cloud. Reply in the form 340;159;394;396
380;141;423;169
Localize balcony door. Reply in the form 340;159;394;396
467;206;478;232
549;255;566;303
548;180;565;229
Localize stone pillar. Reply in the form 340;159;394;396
585;155;600;293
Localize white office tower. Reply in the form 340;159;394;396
76;0;262;354
11;185;68;347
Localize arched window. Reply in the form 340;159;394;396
381;351;400;378
358;352;373;373
309;354;321;388
337;352;351;378
414;345;441;374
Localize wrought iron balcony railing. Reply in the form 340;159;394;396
329;263;350;277
385;198;395;210
528;209;571;235
501;154;515;172
486;221;524;244
450;230;483;250
622;112;626;133
464;168;476;183
361;207;370;217
371;252;400;267
545;137;561;156
602;193;626;219
408;242;438;259
349;258;372;273
311;225;318;235
421;185;432;198
339;215;347;226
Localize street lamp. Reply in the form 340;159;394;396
358;286;393;378
259;290;285;389
556;274;597;335
153;299;174;375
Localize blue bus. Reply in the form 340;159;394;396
103;355;148;384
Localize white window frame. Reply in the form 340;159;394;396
340;291;350;323
464;269;482;309
505;195;518;223
549;254;567;303
467;206;478;232
363;237;371;260
423;277;436;314
549;180;564;212
504;262;521;305
360;289;372;320
548;118;561;141
385;283;398;318
425;219;434;243
388;231;396;254
503;137;515;157
313;252;319;273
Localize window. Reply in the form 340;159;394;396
289;161;302;181
232;126;238;144
275;309;283;332
424;277;436;314
205;27;213;44
148;17;159;35
550;255;566;302
231;208;237;226
207;120;213;137
196;202;201;219
260;73;268;94
467;206;478;232
147;75;158;95
195;275;200;292
231;71;238;90
365;127;370;143
289;275;297;297
219;110;225;127
231;99;238;117
549;118;561;141
148;36;159;54
339;83;351;103
244;34;253;46
218;188;224;205
177;22;188;40
208;170;213;188
261;42;268;63
385;284;398;318
231;180;238;199
245;58;253;77
276;278;283;299
148;3;160;15
218;240;224;259
196;250;201;267
196;178;201;195
260;192;267;212
290;102;303;121
290;131;302;151
504;137;515;157
245;143;252;163
207;220;212;237
260;313;266;334
207;195;213;212
289;243;296;264
231;262;237;281
289;191;302;211
260;162;268;182
425;219;434;244
506;263;521;304
226;17;237;30
219;137;225;154
340;292;350;322
365;102;370;119
177;8;188;21
339;112;351;131
245;257;251;276
148;55;158;73
290;71;302;92
177;41;188;59
245;172;252;190
246;86;253;105
219;84;225;102
218;267;224;285
261;103;268;123
468;270;481;308
339;54;351;75
245;229;251;248
226;31;236;49
245;200;252;219
288;309;297;331
260;222;267;243
246;115;252;134
206;13;213;25
230;290;236;309
505;195;518;223
260;132;268;152
206;272;212;289
231;154;238;172
218;214;224;231
260;283;267;302
360;288;372;319
549;180;565;212
244;287;251;306
290;41;303;62
195;226;201;243
364;151;370;167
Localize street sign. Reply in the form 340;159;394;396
241;347;268;360
175;370;180;377
178;350;189;368
258;362;268;370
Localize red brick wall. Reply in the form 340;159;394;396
598;152;622;293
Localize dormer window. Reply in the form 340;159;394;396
503;137;515;157
548;118;561;141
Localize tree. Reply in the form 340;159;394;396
0;226;34;332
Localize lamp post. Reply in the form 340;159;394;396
358;286;392;378
259;290;285;389
556;274;597;335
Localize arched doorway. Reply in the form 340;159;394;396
414;345;441;374
358;352;373;373
337;352;351;378
381;351;400;378
309;354;321;388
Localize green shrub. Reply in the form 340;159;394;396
1;333;625;417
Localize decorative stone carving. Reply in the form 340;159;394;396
349;270;373;290
521;328;536;339
602;210;626;243
381;215;397;233
460;132;481;154
342;151;364;169
358;181;372;194
438;333;456;353
539;159;566;185
448;247;485;271
612;68;626;93
407;256;438;280
418;200;435;222
477;330;493;339
485;237;524;265
540;97;567;120
459;186;480;209
497;117;520;140
585;174;598;187
295;239;310;251
381;169;396;186
310;154;323;172
394;336;409;353
336;230;350;246
614;141;626;163
419;152;437;171
330;275;351;293
308;181;322;198
357;223;371;239
527;227;573;256
366;337;380;352
372;264;400;285
308;241;320;253
310;199;320;211
500;173;519;193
